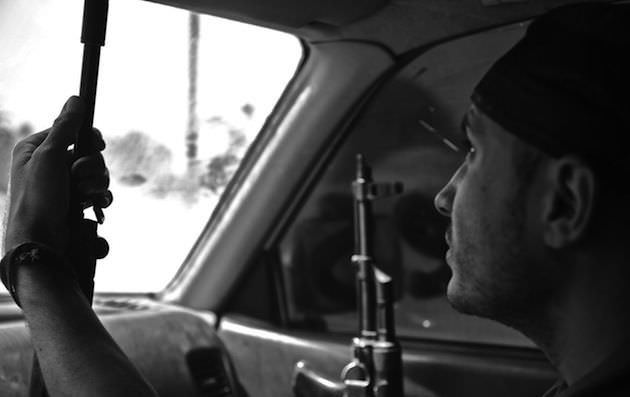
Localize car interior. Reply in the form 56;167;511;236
0;0;619;396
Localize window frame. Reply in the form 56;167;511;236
266;22;542;350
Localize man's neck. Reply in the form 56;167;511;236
524;258;630;386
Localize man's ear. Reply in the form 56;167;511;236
542;156;596;248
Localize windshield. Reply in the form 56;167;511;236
0;0;301;293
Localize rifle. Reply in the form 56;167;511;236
28;1;109;395
293;154;404;397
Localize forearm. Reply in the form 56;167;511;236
17;266;157;397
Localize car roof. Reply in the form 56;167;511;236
144;0;613;54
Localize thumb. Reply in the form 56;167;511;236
41;96;86;151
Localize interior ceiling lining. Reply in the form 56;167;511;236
143;0;388;28
144;0;616;55
311;0;615;55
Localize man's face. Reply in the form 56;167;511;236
434;105;549;324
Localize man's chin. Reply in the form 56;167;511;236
444;252;485;315
446;277;483;316
446;279;466;312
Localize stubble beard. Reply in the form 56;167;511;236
446;191;548;330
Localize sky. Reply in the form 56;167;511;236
0;0;301;292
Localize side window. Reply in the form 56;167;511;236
278;24;533;346
0;0;301;293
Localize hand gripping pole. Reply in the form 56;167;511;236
28;2;108;396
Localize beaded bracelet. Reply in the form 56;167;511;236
0;242;67;307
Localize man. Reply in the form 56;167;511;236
434;2;630;396
1;2;628;397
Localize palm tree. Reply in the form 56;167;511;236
186;12;200;173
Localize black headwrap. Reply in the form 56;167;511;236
473;2;630;172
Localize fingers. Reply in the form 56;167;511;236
94;190;113;209
11;129;50;168
16;130;49;149
14;96;101;167
91;128;106;152
71;153;111;207
81;190;113;210
41;96;86;152
95;237;110;259
69;120;110;212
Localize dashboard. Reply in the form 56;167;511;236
0;298;238;397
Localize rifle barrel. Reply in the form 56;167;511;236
353;155;377;338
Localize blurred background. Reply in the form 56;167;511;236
0;0;301;292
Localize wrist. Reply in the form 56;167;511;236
0;242;76;307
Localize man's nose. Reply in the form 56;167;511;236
434;182;454;217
